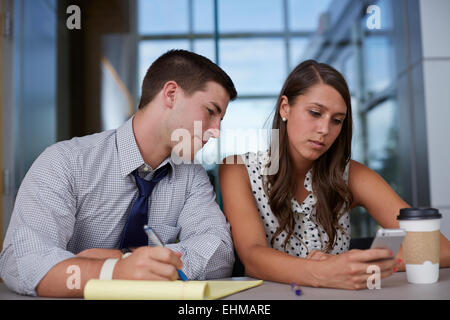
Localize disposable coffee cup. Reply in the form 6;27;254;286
397;208;442;284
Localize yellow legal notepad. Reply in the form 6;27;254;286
84;279;263;300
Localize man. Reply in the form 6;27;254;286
0;49;237;297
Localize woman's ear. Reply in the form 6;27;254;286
162;81;178;108
279;95;290;120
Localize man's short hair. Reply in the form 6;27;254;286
138;49;237;109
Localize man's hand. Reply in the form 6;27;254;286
77;246;185;280
37;247;184;297
113;246;184;281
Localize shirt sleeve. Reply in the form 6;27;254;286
165;164;235;280
0;144;77;296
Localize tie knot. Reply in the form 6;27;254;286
132;164;170;197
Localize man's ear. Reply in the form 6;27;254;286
279;95;290;119
162;81;178;108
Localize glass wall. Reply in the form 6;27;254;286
358;0;401;236
310;0;403;237
2;0;58;233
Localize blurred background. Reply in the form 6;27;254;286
1;0;450;249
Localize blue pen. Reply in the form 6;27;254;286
143;225;188;281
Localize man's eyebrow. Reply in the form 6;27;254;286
311;102;346;117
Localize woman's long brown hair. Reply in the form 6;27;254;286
264;60;353;253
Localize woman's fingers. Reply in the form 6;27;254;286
336;249;401;290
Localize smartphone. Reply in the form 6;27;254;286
370;228;406;257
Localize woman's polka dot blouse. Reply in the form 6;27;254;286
243;150;351;257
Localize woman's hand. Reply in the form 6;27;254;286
311;248;402;290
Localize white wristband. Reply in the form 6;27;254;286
99;258;119;280
122;252;132;259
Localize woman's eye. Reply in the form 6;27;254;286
207;108;214;116
333;118;343;125
309;110;321;117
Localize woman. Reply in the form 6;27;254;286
219;60;450;290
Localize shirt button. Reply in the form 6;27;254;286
143;166;149;172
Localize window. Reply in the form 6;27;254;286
361;0;400;196
220;38;286;96
363;35;395;96
301;0;405;238
367;99;400;185
288;0;333;31
356;0;400;237
219;0;284;32
138;0;189;35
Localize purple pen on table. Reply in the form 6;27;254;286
291;282;302;296
143;225;188;281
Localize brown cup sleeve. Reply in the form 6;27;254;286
402;230;440;264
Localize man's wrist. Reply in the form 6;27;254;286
99;258;119;280
76;248;124;259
